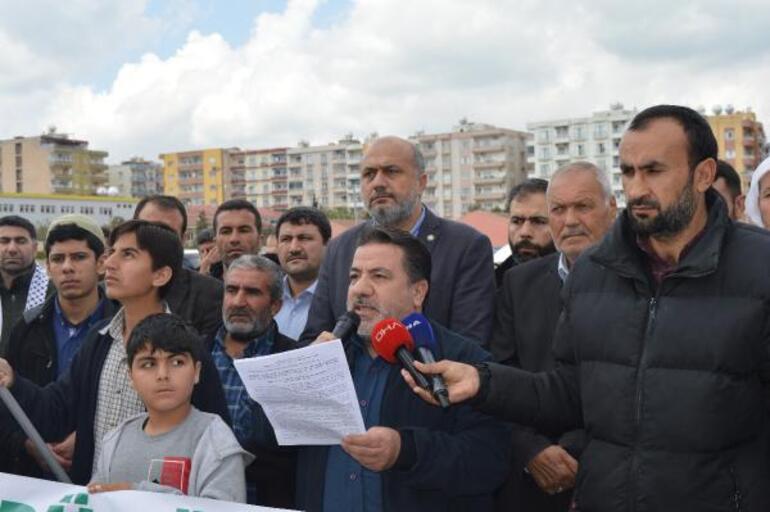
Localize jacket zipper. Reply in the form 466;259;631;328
628;294;659;512
730;466;742;512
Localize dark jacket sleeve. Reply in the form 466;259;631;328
300;238;340;344
391;343;510;496
445;233;495;345
478;308;583;433
191;273;224;340
9;358;80;443
192;347;231;426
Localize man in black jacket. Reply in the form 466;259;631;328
407;105;770;511
208;254;298;508
2;215;118;476
494;178;555;287
491;162;616;510
299;227;509;512
0;220;229;485
302;136;496;345
133;195;224;339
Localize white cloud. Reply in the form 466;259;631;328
2;0;770;162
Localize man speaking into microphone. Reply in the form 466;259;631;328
299;227;509;512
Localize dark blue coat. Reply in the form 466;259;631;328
301;208;496;345
296;320;510;512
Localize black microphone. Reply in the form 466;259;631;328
332;311;361;340
403;313;450;408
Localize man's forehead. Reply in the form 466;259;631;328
226;267;269;286
0;226;31;238
352;243;403;269
279;221;321;237
548;171;604;202
112;232;142;250
217;209;256;227
620;119;688;160
49;239;91;254
510;193;547;214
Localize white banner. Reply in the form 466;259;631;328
0;472;299;512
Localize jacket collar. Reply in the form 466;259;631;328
591;188;729;282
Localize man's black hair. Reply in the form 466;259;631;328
109;220;182;298
715;159;742;199
196;227;214;246
133;195;188;236
0;215;36;240
356;226;431;286
628;105;718;170
45;224;105;258
126;313;203;367
505;178;549;211
275;207;332;244
213;199;262;233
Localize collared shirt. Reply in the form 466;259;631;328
557;252;570;283
636;227;707;287
275;277;317;340
52;296;106;378
323;336;389;512
92;307;146;468
210;325;275;446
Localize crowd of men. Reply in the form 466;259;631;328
0;104;769;511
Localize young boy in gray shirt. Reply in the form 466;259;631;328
88;314;253;502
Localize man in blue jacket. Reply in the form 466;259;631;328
298;226;509;512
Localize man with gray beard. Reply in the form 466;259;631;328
301;136;496;345
207;254;298;508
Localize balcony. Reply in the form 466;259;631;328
474;160;505;169
475;173;506;184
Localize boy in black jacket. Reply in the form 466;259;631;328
0;220;229;484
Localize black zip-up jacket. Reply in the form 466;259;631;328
7;316;231;484
478;190;770;511
0;292;118;476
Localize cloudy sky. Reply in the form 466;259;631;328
1;0;768;163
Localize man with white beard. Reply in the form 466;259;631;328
207;254;298;508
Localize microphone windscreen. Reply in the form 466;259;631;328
371;318;414;363
401;312;437;350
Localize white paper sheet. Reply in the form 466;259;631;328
233;339;366;445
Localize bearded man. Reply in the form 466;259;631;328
208;254;298;508
301;136;496;345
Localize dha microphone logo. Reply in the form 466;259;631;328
373;320;399;344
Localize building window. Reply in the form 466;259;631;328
725;128;735;140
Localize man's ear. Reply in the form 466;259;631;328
695;158;717;193
194;361;202;385
411;279;429;311
95;253;107;276
270;298;283;318
151;265;173;290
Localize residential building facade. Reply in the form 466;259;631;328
411;120;530;218
0;131;108;195
0;193;136;230
159;148;233;207
526;103;637;206
705;106;767;189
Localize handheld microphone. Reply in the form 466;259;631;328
402;313;450;408
371;318;431;390
332;311;361;340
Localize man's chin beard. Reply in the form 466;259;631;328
228;329;262;342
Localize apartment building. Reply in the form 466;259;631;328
107;157;162;198
0;130;108;195
526;103;637;206
159;148;235;207
705;105;767;189
411;120;530;218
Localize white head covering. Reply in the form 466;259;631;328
745;155;770;227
